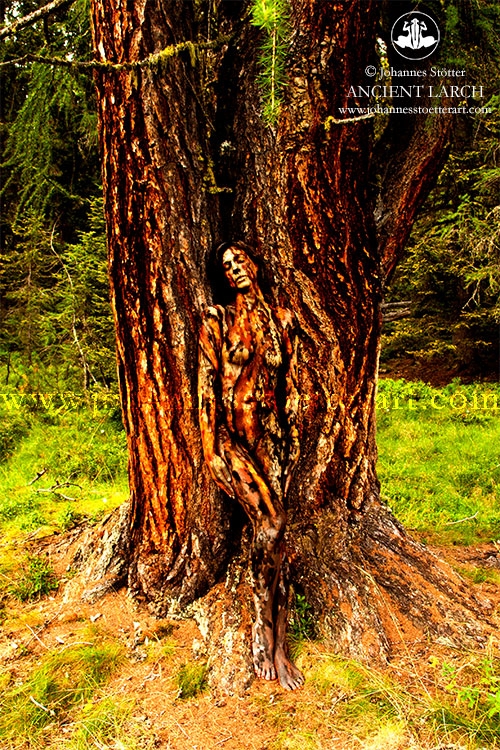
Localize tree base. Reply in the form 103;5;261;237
46;500;497;695
189;556;255;696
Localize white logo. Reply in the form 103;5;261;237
391;12;440;61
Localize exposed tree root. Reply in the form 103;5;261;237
290;500;495;663
189;555;255;697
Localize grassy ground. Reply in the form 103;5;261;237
377;379;500;546
0;378;499;749
0;386;128;543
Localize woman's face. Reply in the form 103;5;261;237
222;247;257;291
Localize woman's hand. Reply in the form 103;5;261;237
209;455;235;498
283;426;300;496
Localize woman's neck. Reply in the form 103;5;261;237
235;287;263;311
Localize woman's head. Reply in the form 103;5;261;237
221;245;258;291
211;241;265;303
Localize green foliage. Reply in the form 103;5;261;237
377;379;500;545
381;1;500;378
0;0;99;226
382;99;500;376
57;502;83;531
8;555;58;601
1;63;96;220
456;565;500;585
0;213;61;376
289;592;315;648
264;648;500;749
250;0;291;124
0;385;128;539
0;198;115;390
62;197;116;388
175;661;208;699
0;1;108;393
66;696;136;750
309;656;366;696
0;408;31;462
261;652;411;750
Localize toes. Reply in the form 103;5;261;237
280;674;303;690
275;657;305;690
255;665;277;681
281;671;305;690
267;665;277;681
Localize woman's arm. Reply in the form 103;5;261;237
198;308;235;498
277;309;301;496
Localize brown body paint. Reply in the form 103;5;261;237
198;245;304;690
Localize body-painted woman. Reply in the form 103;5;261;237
198;242;304;690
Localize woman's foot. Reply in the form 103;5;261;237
274;647;304;690
252;622;277;681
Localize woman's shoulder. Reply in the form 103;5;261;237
203;304;225;321
201;304;235;337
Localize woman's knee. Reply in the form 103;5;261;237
273;510;286;537
257;511;286;546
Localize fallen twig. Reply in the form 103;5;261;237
215;734;233;746
446;512;479;526
35;481;82;493
28;468;48;485
29;695;56;715
24;622;50;650
34;480;82;502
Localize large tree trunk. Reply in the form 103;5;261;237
89;0;493;674
91;0;233;610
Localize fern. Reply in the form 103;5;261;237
250;0;291;124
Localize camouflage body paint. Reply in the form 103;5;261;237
198;246;303;690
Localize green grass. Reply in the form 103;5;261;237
0;387;128;541
2;376;498;548
175;660;208;699
257;646;500;749
377;379;500;545
0;639;125;747
427;652;500;745
61;695;137;750
256;650;417;750
0;376;499;748
9;555;59;601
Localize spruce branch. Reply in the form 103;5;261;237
250;0;291;124
49;221;98;389
0;0;76;40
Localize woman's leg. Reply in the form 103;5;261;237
219;437;303;688
273;562;305;690
219;438;285;680
251;511;286;680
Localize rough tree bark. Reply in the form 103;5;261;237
88;0;494;684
